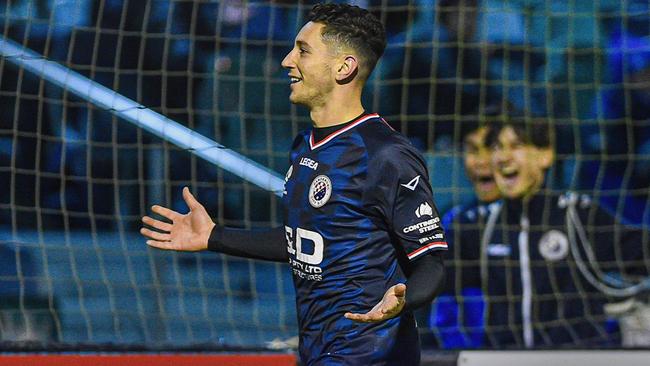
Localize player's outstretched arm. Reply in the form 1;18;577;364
140;187;215;251
344;284;407;323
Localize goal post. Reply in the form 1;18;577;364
0;36;285;196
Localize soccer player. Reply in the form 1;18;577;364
447;116;648;348
140;4;447;365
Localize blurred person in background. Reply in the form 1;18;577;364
441;116;650;348
421;0;485;150
428;105;503;349
377;0;487;150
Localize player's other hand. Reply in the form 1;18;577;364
344;283;406;323
140;187;215;251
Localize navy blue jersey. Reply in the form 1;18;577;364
282;113;447;365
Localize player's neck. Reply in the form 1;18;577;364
309;91;364;128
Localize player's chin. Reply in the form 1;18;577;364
289;96;310;107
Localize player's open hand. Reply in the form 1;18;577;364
344;283;406;323
140;187;215;251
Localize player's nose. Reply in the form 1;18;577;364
281;49;296;69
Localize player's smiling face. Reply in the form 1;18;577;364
281;22;336;108
464;126;500;203
490;126;553;200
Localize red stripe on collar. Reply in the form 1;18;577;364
309;113;380;150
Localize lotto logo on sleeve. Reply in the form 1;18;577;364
309;175;332;208
400;175;420;191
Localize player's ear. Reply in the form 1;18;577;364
335;55;359;84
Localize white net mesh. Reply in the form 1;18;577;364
1;0;649;351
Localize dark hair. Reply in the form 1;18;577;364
457;102;514;145
485;115;554;149
308;3;386;80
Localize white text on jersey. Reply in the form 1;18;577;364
300;157;319;170
402;217;440;234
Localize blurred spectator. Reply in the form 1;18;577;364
429;104;503;349
192;1;302;224
580;30;650;226
436;116;649;348
418;0;485;149
441;104;511;239
375;0;488;150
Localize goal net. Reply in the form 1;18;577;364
1;0;649;352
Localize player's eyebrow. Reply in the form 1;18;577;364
296;40;312;51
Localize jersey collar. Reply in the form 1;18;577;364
309;113;380;150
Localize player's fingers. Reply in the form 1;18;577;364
140;227;172;242
344;311;380;323
393;283;407;298
343;312;367;322
182;187;202;210
151;205;179;221
145;239;177;251
141;216;173;232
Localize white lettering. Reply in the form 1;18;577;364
285;227;325;281
402;217;441;233
300;157;319;170
285;226;296;255
296;227;324;265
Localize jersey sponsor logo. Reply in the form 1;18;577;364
419;233;444;244
538;230;569;261
283;165;293;195
487;243;511;257
415;202;433;218
400;175;420;191
308;175;332;208
285;226;324;281
402;216;440;234
299;157;319;170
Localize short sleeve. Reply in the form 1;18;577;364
364;144;447;261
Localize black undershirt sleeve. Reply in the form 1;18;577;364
403;252;445;312
207;226;288;263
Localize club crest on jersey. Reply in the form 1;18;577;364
308;175;332;208
538;230;569;261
